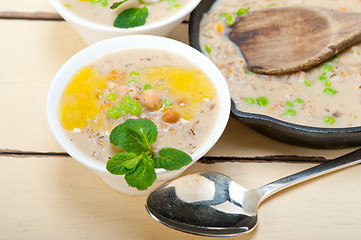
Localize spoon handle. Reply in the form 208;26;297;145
257;148;361;203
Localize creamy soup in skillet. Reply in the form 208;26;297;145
58;49;218;162
200;0;361;128
61;0;192;28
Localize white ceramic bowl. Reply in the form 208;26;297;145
47;35;230;195
48;0;201;44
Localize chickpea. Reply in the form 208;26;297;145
140;89;163;111
162;108;180;123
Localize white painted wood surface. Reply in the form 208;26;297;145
1;1;361;239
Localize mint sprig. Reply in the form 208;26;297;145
106;118;192;190
110;0;179;29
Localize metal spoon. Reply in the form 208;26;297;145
146;148;361;237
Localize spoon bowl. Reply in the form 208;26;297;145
146;172;259;236
146;148;361;237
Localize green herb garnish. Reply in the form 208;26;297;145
166;0;181;9
221;12;236;26
295;98;304;104
266;3;277;7
237;7;248;16
110;0;128;9
256;96;269;107
113;7;148;29
107;118;192;190
324;116;335;124
303;77;311;87
203;44;212;54
244;97;255;104
90;0;108;7
284;109;296;116
324;87;337;95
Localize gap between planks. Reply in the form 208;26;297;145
0;11;63;21
0;149;327;163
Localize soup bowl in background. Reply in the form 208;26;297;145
48;0;201;44
46;35;230;195
189;0;361;149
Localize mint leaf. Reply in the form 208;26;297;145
114;7;148;29
123;118;157;150
106;152;142;175
153;148;192;170
110;0;128;9
125;154;156;190
110;124;148;155
109;118;157;155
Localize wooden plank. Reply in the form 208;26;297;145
1;156;361;239
0;20;86;153
0;0;56;13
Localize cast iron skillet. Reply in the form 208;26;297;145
189;0;361;148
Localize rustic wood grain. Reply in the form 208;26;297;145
1;156;361;240
229;6;361;74
2;5;361;239
0;11;63;20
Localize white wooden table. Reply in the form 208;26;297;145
1;1;361;239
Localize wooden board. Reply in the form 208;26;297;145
1;156;361;239
1;5;361;240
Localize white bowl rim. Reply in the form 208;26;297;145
46;35;230;175
48;0;201;33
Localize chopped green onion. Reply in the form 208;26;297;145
324;116;335;124
64;3;71;8
323;64;333;73
286;101;293;107
244;97;255;104
163;98;172;107
130;71;141;78
221;13;235;26
324;88;337;95
203;44;212;54
237;7;248;16
123;96;133;105
90;0;101;3
167;0;180;8
144;83;152;90
226;15;235;25
107;107;122;119
256;97;269;107
101;0;108;6
318;74;327;81
107;92;117;101
267;3;277;7
325;80;332;87
130;103;142;116
284;109;296;116
295;98;304;104
246;70;253;75
303;78;311;87
119;103;131;115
